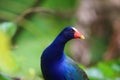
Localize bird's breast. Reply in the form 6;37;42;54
41;60;66;80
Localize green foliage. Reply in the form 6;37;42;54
0;74;12;80
42;0;77;10
0;0;36;20
0;22;19;74
0;22;17;38
85;59;120;80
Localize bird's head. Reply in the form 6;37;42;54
60;26;85;40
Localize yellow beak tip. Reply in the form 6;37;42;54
80;35;85;39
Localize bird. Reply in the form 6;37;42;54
41;26;89;80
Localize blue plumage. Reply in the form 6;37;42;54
41;26;89;80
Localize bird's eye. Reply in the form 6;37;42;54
69;29;74;32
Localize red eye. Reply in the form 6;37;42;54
70;29;74;32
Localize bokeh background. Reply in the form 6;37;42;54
0;0;120;80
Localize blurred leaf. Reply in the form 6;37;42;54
0;22;17;38
98;62;114;77
0;0;36;21
42;0;77;10
0;25;19;74
85;59;120;80
0;74;12;80
86;68;104;80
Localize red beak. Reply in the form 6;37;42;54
74;31;85;39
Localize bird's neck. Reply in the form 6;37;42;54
53;35;68;47
42;35;69;64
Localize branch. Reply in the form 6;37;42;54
14;7;74;23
